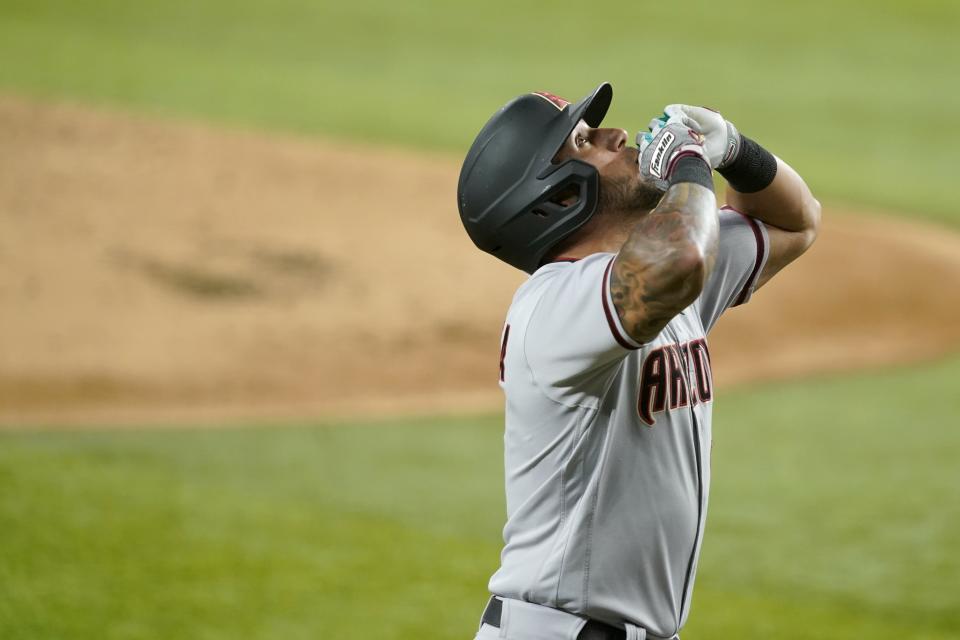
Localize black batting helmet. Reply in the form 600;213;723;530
457;82;613;273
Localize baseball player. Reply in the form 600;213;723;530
456;82;820;639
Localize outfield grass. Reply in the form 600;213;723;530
1;355;958;639
1;0;958;224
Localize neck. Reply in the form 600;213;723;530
552;213;642;261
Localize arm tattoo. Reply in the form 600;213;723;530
610;183;718;343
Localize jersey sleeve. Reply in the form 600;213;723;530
523;253;639;406
697;206;770;333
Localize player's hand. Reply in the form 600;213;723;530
661;104;741;170
636;120;708;191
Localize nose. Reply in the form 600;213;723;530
598;128;628;152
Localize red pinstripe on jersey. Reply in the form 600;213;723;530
720;206;765;307
601;257;643;350
499;324;511;382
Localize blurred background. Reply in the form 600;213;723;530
1;0;958;638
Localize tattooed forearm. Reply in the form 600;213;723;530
610;183;718;343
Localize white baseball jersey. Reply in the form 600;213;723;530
489;208;769;638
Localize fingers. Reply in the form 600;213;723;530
663;104;686;118
647;109;701;138
679;105;725;131
640;104;718;158
680;115;702;133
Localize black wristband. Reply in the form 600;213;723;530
718;135;777;193
669;155;714;191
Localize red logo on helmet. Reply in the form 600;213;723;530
532;91;570;111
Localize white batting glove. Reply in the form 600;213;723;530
636;120;708;191
662;104;741;170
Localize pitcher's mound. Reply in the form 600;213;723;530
2;96;958;427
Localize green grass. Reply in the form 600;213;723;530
2;355;959;639
0;0;958;224
0;415;504;639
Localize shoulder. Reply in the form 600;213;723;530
512;252;641;355
532;253;616;286
511;253;613;301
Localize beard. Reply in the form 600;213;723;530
596;173;665;216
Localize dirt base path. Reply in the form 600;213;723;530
2;96;959;427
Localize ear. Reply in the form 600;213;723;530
549;184;581;208
531;183;582;219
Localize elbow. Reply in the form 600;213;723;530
610;239;712;344
801;196;822;250
666;243;710;307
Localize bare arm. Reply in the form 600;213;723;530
610;182;718;343
725;156;821;289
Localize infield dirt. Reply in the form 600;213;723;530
2;96;959;427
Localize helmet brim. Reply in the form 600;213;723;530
571;82;613;128
542;82;613;163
